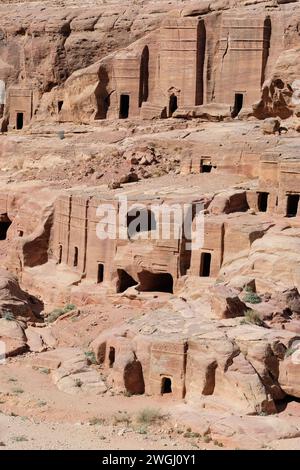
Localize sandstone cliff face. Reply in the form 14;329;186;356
220;226;300;292
0;184;60;276
33;0;300;125
0;0;187;95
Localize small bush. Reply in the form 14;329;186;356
285;347;298;358
113;411;132;426
74;378;83;388
89;417;105;426
37;400;47;407
12;388;24;395
136;425;148;435
136;408;165;425
183;431;200;438
244;285;254;293
39;368;50;375
46;304;76;323
214;440;224;447
243;291;262;304
242;309;264;327
64;303;76;312
12;435;28;442
84;351;97;365
1;310;15;321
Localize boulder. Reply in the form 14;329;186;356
0;318;26;341
279;353;300;398
0;337;28;358
0;269;36;321
210;285;247;319
262;118;281;135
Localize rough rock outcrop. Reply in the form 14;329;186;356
0;268;37;320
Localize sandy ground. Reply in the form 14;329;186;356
0;356;216;450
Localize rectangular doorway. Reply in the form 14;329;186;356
257;192;269;212
287;194;299;217
232;93;244;118
97;263;104;283
119;94;130;119
16;112;24;130
200;252;211;277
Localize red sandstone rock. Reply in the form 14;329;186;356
210;284;247;319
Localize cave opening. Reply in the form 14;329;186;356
117;269;138;293
138;271;173;293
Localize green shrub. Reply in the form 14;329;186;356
184;431;200;438
242;309;264;327
285;347;298;358
136;425;148;435
136;408;165;425
46;304;76;323
244;285;254;293
113;411;132;426
1;310;15;321
74;378;83;388
11;435;28;442
243;288;262;304
243;292;262;304
89;417;105;426
84;351;97;365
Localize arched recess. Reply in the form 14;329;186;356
261;16;271;86
94;66;111;120
139;46;149;107
0;80;5;118
138;271;173;293
195;19;206;105
124;360;145;395
0;213;11;240
167;87;180;117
